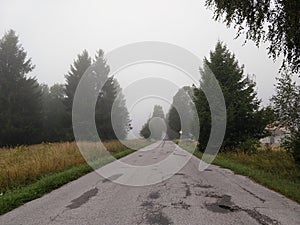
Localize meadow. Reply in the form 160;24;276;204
0;139;151;214
0;139;152;193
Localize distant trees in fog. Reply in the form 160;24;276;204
140;105;165;140
166;86;197;140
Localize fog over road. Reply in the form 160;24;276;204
0;141;299;225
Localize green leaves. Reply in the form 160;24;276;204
271;71;300;165
271;71;300;132
206;0;300;74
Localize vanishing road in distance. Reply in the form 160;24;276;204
1;141;299;225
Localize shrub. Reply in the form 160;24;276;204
283;130;300;166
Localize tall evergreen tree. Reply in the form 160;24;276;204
152;105;165;119
167;106;181;139
64;50;91;140
65;49;131;141
0;30;42;146
140;120;151;139
194;41;271;152
95;76;117;140
65;50;92;111
92;50;112;140
111;80;132;140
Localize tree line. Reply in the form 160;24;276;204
1;29;298;166
140;41;299;165
0;30;131;147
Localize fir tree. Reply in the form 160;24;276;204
194;41;271;152
0;30;42;146
64;50;91;140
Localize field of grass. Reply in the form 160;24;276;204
178;140;300;203
0;139;151;214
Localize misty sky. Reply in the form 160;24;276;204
1;0;285;138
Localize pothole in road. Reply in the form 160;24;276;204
206;194;280;225
140;199;172;225
206;194;236;213
66;188;98;209
182;182;191;197
141;201;154;208
148;191;161;199
146;210;173;225
171;200;191;210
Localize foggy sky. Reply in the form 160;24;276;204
1;0;285;137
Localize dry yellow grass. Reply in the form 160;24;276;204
0;139;149;193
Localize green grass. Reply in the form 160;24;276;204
179;140;300;203
0;140;151;193
0;149;134;215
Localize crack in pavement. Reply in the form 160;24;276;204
171;200;191;210
206;194;280;225
102;173;123;183
193;183;213;189
172;152;187;157
239;185;266;203
182;181;191;198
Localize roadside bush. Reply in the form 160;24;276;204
238;138;260;154
283;130;300;166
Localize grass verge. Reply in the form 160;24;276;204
178;140;300;203
0;140;151;215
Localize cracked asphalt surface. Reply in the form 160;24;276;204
0;141;299;225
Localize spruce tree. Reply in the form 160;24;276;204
94;50;116;140
194;41;271;152
167;106;181;139
0;30;42;146
140;120;151;139
152;105;165;119
111;80;132;140
64;50;91;140
65;49;131;141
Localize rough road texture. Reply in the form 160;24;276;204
0;141;299;225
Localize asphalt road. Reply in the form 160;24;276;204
0;141;299;225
